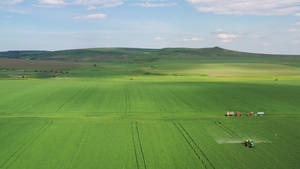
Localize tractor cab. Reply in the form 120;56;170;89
245;139;254;148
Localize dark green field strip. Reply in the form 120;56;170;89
214;121;242;139
160;84;200;112
88;82;107;113
0;117;299;168
0;122;7;129
92;82;126;114
174;122;215;169
71;122;135;169
142;85;165;112
56;83;93;113
0;120;49;165
0;81;52;112
207;82;300;114
209;87;265;112
131;122;147;169
68;124;92;169
0;121;52;169
124;83;131;113
136;122;204;168
131;123;140;169
142;83;198;113
1;119;136;169
1;80;300;116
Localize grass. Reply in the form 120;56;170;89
0;116;299;169
0;80;299;116
0;47;299;168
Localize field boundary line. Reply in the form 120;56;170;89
1;121;52;169
215;121;242;139
94;84;107;112
178;123;215;169
161;84;200;112
73;125;92;168
131;122;147;169
124;83;130;113
135;122;147;169
173;122;208;169
0;114;299;118
56;83;91;113
131;122;140;169
217;121;242;139
142;85;165;112
0;122;7;129
210;88;263;111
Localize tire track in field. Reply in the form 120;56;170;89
173;122;207;169
0;121;52;169
71;124;92;168
131;122;140;169
161;84;200;112
215;121;242;139
0;122;7;129
124;83;130;113
94;85;107;112
177;123;215;169
56;84;91;113
143;85;165;112
210;88;264;112
131;122;146;169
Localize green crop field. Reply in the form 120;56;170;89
0;47;299;168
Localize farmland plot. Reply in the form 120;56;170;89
0;118;136;169
0;116;299;169
0;80;300;116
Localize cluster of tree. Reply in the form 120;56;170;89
0;51;49;59
33;70;69;74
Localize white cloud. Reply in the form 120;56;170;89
33;4;63;8
72;13;107;20
262;42;270;46
6;9;29;14
288;28;300;32
211;29;225;34
191;37;203;41
101;1;123;8
0;0;22;5
85;6;97;11
216;33;240;43
73;0;123;6
132;0;176;7
35;0;67;7
154;37;164;40
295;22;300;26
292;40;300;44
295;13;300;16
180;37;203;42
132;2;177;7
34;0;124;8
187;0;300;16
217;33;240;39
38;0;67;5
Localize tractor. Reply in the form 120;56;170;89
245;139;254;148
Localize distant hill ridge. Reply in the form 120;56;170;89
0;47;299;61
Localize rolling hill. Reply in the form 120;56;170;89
0;47;299;169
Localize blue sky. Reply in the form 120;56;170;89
1;0;300;54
